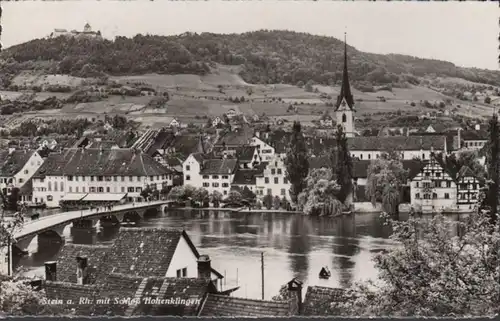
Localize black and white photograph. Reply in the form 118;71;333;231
0;0;499;317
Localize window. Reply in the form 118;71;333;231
203;175;209;179
368;154;371;160
446;181;451;188
98;176;103;182
122;176;125;182
114;176;117;182
137;176;141;181
90;176;95;182
128;187;134;193
284;178;289;184
224;190;227;195
274;177;279;184
267;188;272;195
129;176;133;182
68;175;73;181
222;183;229;187
47;195;53;201
19;178;23;184
265;177;269;184
213;175;219;179
150;176;154;181
98;187;104;193
121;187;125;193
176;269;182;278
75;176;79;182
54;183;58;192
76;187;79;193
182;268;187;277
416;182;419;188
106;187;110;193
277;169;282;175
432;193;437;199
203;182;209;187
186;175;191;181
415;193;420;199
436;172;441;177
60;182;64;192
423;182;431;188
90;187;96;193
360;154;363;160
186;165;191;171
281;189;286;196
105;176;111;181
136;187;142;192
212;183;219;187
82;187;86;193
24;169;28;175
69;186;72;192
342;113;347;123
222;175;228;179
271;169;276;175
444;193;450;199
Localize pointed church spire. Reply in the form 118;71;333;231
335;32;355;111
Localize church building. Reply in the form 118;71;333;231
334;34;356;138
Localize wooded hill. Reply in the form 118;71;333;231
1;30;499;87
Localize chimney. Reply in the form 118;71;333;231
44;261;57;281
76;256;88;285
197;255;212;280
287;278;303;315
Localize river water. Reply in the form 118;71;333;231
13;209;465;300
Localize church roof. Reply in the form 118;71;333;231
335;34;355;112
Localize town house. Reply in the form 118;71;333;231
255;154;291;200
32;148;173;208
409;154;457;213
183;153;237;196
0;148;45;201
456;166;484;210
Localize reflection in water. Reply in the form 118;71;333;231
18;210;469;300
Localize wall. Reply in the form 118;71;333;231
13;152;44;188
350;150;439;161
166;236;199;278
255;156;291;200
250;137;275;162
200;174;234;196
183;155;202;189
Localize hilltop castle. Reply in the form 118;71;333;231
49;23;102;40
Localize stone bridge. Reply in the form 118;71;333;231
10;200;171;252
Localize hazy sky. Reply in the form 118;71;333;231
2;1;498;71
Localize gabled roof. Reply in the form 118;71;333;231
0;150;36;177
215;126;254;147
348;136;447;151
100;228;191;279
235;146;257;162
457;165;476;179
461;130;488;141
198;294;289;317
302;286;346;316
232;167;264;185
43;281;100;316
32;148;170;178
55;244;111;284
200;159;238;175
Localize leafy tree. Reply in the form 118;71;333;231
285;121;309;203
225;190;242;204
262;194;273;210
192;187;209;206
365;154;408;219
332;191;500;316
273;196;281;210
140;185;153;200
297;168;342;216
484;96;491;104
240;186;256;202
332;124;353;204
486;112;499;225
210;191;223;208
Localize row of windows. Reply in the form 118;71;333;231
415;193;450;199
202;175;230;179
464;141;485;148
257;188;287;196
67;175;170;182
416;181;452;188
36;186;145;193
202;182;229;188
264;177;289;184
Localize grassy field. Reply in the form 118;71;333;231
12;73;86;88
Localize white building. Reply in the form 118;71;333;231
32;148;173;208
0;149;45;201
169;118;181;128
456;166;484;211
183;153;237;197
410;154;457;213
212;117;225;128
250;135;277;161
255;155;291;200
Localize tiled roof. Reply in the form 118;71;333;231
347;136;447;151
43;281;100;315
199;294;290;317
19;178;33;195
145;130;176;156
200;159;238;175
0;150;35;177
232;167;264;185
457;165;476;179
352;159;424;179
55;244;111;284
215;127;254;147
95;273;143;316
461;130;488;141
309;156;332;169
134;277;212;316
302;286;346;316
32;148;170;178
101;228;189;279
235;146;256;162
169;135;204;158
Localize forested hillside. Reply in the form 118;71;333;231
1;30;499;87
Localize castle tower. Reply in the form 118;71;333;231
334;33;356;137
83;23;92;33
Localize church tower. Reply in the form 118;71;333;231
334;33;355;138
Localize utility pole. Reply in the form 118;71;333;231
261;252;264;300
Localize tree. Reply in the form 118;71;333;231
296;168;343;216
240;186;256;203
210;191;223;208
225;190;242;204
304;80;314;92
332;125;353;205
484;96;491;104
365;154;408;219
486;112;499;225
285;121;309;203
332;191;500;316
273;196;281;210
263;194;273;210
192;187;209;206
140;185;153;200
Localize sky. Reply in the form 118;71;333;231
2;1;498;71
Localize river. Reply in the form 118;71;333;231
12;208;469;300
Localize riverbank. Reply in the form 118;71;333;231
172;206;303;214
